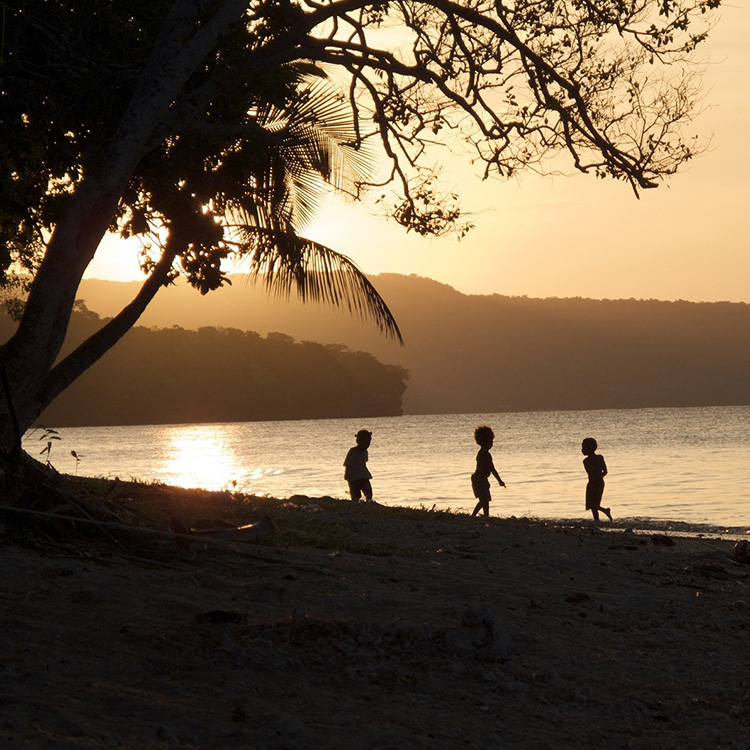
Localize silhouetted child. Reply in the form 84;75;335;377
581;437;612;521
471;425;505;517
344;429;373;501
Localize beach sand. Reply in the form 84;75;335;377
2;484;749;749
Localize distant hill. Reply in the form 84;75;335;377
76;273;750;414
0;310;407;427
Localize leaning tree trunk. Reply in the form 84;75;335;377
0;0;250;451
0;184;121;450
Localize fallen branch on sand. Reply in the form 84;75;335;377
0;503;275;548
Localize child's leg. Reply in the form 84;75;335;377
472;499;488;517
593;485;612;520
592;504;612;521
598;487;612;520
362;479;373;502
472;490;491;517
588;483;608;521
348;481;362;501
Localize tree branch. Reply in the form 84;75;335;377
31;251;177;420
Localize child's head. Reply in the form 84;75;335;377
355;429;372;448
474;425;495;448
581;437;598;455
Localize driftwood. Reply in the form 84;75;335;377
0;450;278;550
0;450;136;548
0;504;278;555
190;515;276;542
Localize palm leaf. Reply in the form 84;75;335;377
220;74;399;341
231;221;402;343
250;78;378;231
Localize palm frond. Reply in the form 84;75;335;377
220;74;398;340
283;79;376;183
231;223;402;343
251;77;378;230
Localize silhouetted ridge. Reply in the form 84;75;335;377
72;273;750;415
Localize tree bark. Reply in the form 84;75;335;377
0;188;120;448
0;0;250;450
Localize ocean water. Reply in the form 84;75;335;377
27;405;750;534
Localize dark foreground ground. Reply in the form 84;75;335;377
2;480;749;749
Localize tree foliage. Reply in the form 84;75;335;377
0;0;720;449
0;310;408;426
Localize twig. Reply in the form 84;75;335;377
0;502;275;557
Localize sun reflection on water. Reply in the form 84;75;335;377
156;426;235;490
154;424;283;494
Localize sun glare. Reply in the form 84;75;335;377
153;424;285;495
157;426;240;491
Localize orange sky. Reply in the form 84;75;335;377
85;3;750;303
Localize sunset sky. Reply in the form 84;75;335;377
85;3;750;304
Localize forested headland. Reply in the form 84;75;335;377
0;308;408;427
78;273;750;415
4;273;746;427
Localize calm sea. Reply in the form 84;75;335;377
27;405;750;534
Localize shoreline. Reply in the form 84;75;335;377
3;481;750;748
543;516;750;542
24;404;750;532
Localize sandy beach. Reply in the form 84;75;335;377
2;482;749;749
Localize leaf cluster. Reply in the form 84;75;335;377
0;0;719;298
0;0;166;277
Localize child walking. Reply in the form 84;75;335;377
471;425;505;517
581;437;612;521
344;429;373;501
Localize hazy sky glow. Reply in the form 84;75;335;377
85;4;750;303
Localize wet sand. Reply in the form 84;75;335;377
2;486;749;749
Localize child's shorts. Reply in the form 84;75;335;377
348;478;373;501
585;480;605;509
471;473;490;502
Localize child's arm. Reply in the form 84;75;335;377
490;463;506;487
600;455;608;478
